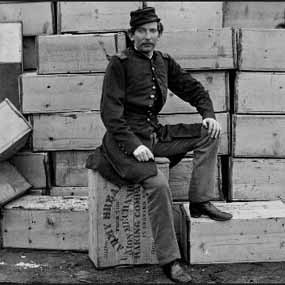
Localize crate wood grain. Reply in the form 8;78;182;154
0;162;31;206
230;158;285;201
37;33;126;74
52;151;93;187
0;99;32;161
58;2;141;33
223;2;285;29
235;72;285;114
50;186;88;196
89;170;158;267
184;200;285;264
9;152;50;189
0;23;23;109
1;195;89;250
23;37;36;70
20;73;104;113
159;113;229;155
0;2;54;35
32;111;105;151
147;2;222;31
233;115;285;157
161;72;229;114
156;28;235;70
170;157;223;201
238;29;285;71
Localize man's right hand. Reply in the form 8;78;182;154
133;145;154;162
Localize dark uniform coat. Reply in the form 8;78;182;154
86;47;216;186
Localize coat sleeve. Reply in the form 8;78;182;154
166;54;216;120
100;56;142;155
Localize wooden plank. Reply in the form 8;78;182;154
230;158;285;201
161;71;229;113
0;161;31;206
9;151;50;189
184;201;285;264
37;33;126;74
88;170;158;267
156;28;235;70
32;111;105;151
238;29;285;71
170;156;222;201
50;186;88;196
2;195;89;250
0;22;22;63
23;36;36;70
148;2;223;31
223;2;285;29
52;152;169;188
0;99;32;161
57;1;141;33
233;115;285;157
159;112;229;155
20;73;104;113
0;2;54;35
235;72;285;114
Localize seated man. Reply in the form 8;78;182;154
86;6;232;283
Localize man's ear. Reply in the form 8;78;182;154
127;31;134;42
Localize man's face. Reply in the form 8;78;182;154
130;21;160;55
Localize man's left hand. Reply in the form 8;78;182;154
202;118;221;139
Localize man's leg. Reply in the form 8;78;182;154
141;169;192;283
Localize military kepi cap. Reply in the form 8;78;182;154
130;7;160;28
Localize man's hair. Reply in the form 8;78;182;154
128;22;164;37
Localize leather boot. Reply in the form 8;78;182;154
163;260;192;283
190;201;233;221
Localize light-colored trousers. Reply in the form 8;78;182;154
141;126;219;265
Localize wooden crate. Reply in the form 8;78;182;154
1;195;89;250
156;28;235;70
235;72;285;114
0;162;31;206
184;200;285;264
230;158;285;201
161;71;229;114
52;151;93;187
233;115;285;157
20;73;103;113
57;1;141;33
37;33;126;74
238;29;285;71
147;2;222;31
159;112;229;155
32;111;105;151
223;2;285;29
23;37;36;70
9;152;51;189
50;186;88;196
0;99;32;161
0;2;54;35
0;22;23;109
169;157;223;201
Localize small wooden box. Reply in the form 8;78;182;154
169;156;223;201
156;28;235;70
184;200;285;264
0;161;31;206
235;72;285;114
9;151;50;189
0;99;32;161
230;158;285;201
238;29;285;71
233;114;285;157
20;72;103;113
88;158;169;268
37;33;126;74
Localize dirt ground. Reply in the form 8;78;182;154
0;248;285;284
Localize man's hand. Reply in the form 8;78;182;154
133;145;154;162
202;118;221;139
